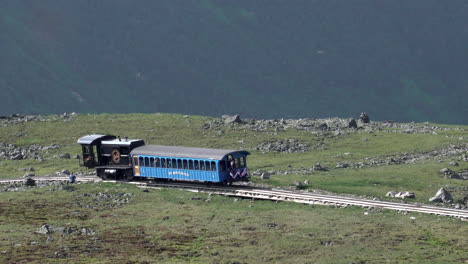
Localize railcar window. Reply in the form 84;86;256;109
83;145;92;154
172;159;177;168
133;156;139;166
155;158;160;167
150;157;154;167
144;157;149;167
176;159;181;169
235;158;240;169
183;160;188;169
189;160;194;170
200;161;206;171
211;161;216;171
139;157;144;167
240;157;245;168
194;160;199;170
161;158;166;168
121;148;129;155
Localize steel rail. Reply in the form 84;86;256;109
1;176;467;219
133;181;468;219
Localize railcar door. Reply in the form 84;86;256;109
133;156;140;176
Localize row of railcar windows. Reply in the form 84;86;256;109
138;156;217;171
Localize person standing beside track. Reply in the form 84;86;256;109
69;172;76;184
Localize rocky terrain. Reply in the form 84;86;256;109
0;113;77;127
0;142;62;160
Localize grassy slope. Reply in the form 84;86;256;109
0;113;467;263
1;183;467;264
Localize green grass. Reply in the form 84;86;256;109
0;113;467;203
0;183;467;263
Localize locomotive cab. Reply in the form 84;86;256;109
77;135;117;168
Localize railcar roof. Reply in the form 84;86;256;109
131;145;250;160
102;138;144;146
77;134;116;144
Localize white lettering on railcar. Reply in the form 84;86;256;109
168;171;190;177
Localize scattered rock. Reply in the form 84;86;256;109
429;188;453;203
359;112;370;123
36;224;51;234
23;173;35;177
313;163;328;171
304;180;310;185
397;192;415;199
260;172;271;180
458;169;468;180
348;118;357;128
23;178;36;187
449;161;459;166
222;114;242;124
335;163;350;169
256;139;310;153
59;153;71;159
386;191;415;199
0;142;61;160
36;224;95;236
293;181;303;187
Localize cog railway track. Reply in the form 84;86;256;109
1;176;467;219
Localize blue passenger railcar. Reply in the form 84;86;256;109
130;145;250;183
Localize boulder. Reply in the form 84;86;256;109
439;168;460;179
348;119;357;129
335;163;350;169
448;161;459;166
23;177;36;187
59;153;71;159
222;115;242;124
260;172;271;180
395;192;415;199
36;224;51;234
429;188;453;203
293;181;303;187
359;112;370;123
386;191;415;199
312;163;328;171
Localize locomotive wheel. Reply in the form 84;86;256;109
112;149;121;164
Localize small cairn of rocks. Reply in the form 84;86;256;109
256;139;310;153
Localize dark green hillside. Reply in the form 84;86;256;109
1;1;468;123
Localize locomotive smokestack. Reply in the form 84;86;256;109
118;136;121;141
